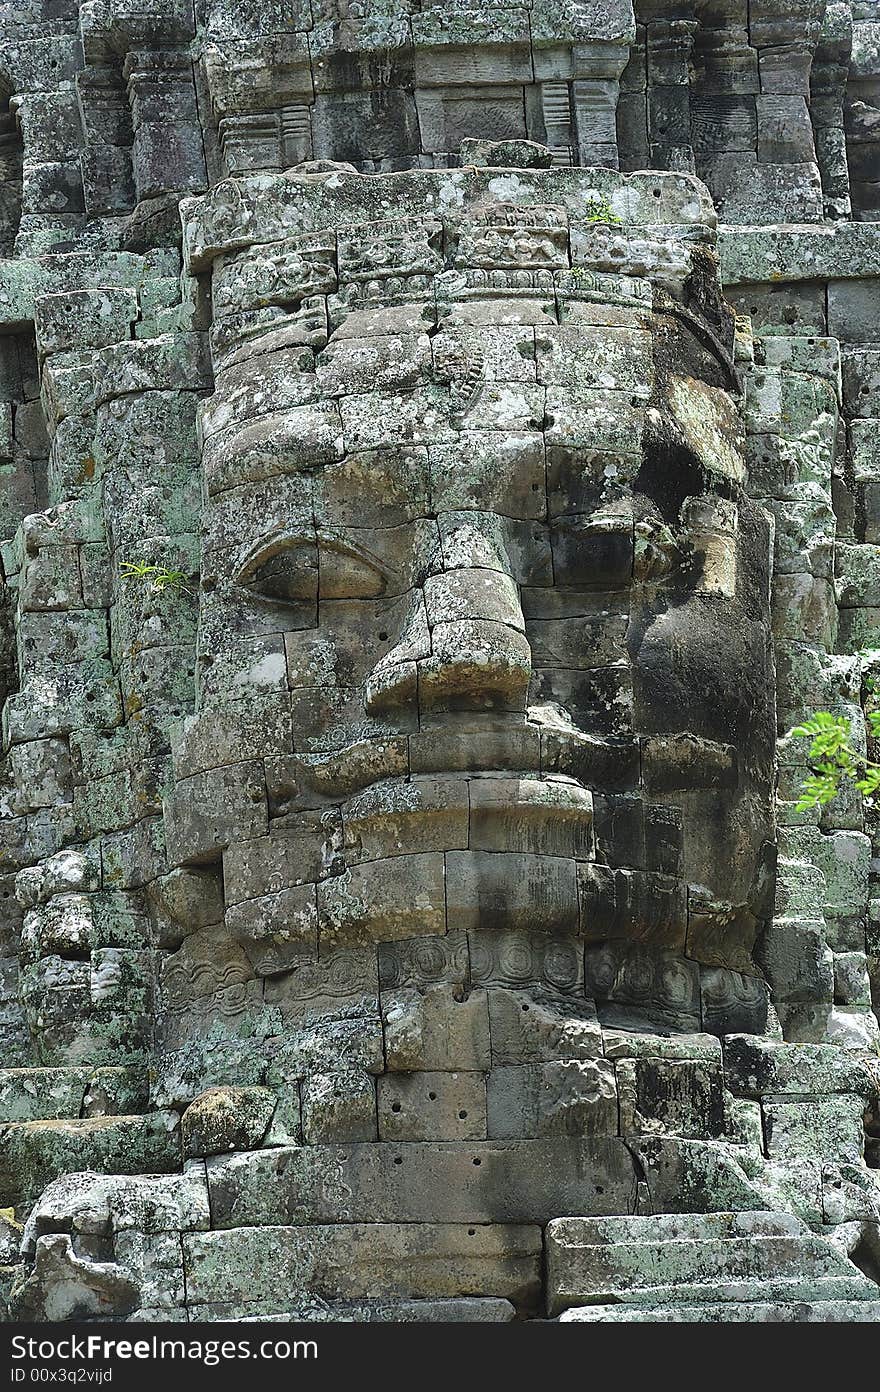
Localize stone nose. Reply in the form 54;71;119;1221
365;564;531;715
419;567;531;710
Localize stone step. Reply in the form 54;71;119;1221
206;1137;638;1228
0;1113;180;1212
202;1298;516;1323
0;1067;148;1123
183;1223;541;1315
560;1301;880;1322
546;1212;880;1315
549;1210;803;1243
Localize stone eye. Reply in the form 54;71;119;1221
318;546;387;600
242;540;386;603
246;547;318;604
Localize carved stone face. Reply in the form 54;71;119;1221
159;170;776;1063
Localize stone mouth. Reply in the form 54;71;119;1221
283;707;595;803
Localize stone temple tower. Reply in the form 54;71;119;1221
0;0;879;1323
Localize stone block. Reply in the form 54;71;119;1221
469;932;584;995
641;734;738;793
263;947;379;1026
171;700;293;780
728;282;827;337
757;918;834;1006
825;1007;880;1051
828;277;880;344
146;867;224;941
8;738;73;812
721;162;824;224
184;1222;542;1311
205;1137;639;1228
163;761;268;866
383;985;491;1072
192;1297;515;1321
540;729;640;792
584;943;702;1034
762;1096;866;1166
766;497;835;579
11;1233;139;1322
560;1300;880;1321
225;885;318;976
0;1066;143;1124
378;1071;487;1141
486;986;601;1064
160;926;255;1019
301;1070;377;1144
0;1114;181;1210
468;777;593;858
617;1058;727;1140
833;951;872;1007
341;777;468;862
378;933;470;993
318;854;447;947
487;1060;617;1139
722;1035;880;1099
836;542;880;608
602;1032;722;1062
699;966;771;1037
578;863;687;948
267;1009;385;1083
721;224;880;286
34;289;137;359
842;348;880;417
445;850;579;936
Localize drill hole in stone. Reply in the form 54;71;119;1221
428;1091;437;1100
391;1101;402;1113
458;1110;468;1119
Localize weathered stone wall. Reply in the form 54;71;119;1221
0;0;878;1324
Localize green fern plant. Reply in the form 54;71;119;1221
120;560;191;595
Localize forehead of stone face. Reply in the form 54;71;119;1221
189;167;740;511
182;166;716;271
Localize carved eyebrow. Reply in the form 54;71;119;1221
235;528;315;585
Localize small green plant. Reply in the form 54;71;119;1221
120;560;191;594
584;194;621;225
790;648;880;811
790;707;880;810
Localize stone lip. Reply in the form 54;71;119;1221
340;771;594;862
291;730;547;798
342;769;591;813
